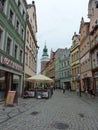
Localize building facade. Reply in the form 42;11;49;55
55;49;65;88
45;49;55;80
59;48;71;89
25;1;39;88
79;18;92;91
88;0;98;93
0;0;27;100
70;32;80;90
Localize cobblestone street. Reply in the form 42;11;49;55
0;90;98;130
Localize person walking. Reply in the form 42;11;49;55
85;87;88;96
76;86;79;95
62;83;66;94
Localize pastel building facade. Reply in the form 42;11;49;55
0;0;27;100
89;0;98;92
25;1;39;84
55;49;65;88
59;48;71;89
70;33;80;90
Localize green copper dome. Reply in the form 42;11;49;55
42;44;48;56
41;44;50;62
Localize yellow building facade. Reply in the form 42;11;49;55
70;32;80;90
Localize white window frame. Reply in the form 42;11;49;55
16;17;20;34
6;34;13;56
19;48;23;63
14;42;19;60
21;27;24;40
8;6;14;25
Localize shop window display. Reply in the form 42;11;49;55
0;70;6;101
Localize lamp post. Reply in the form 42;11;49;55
77;74;81;97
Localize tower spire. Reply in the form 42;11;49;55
41;42;50;74
42;42;49;57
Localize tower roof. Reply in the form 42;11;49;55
42;44;48;56
41;44;49;61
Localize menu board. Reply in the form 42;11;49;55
5;91;16;106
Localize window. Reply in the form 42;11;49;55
14;44;18;59
0;28;3;49
0;0;6;11
96;2;98;8
21;28;24;40
97;52;98;64
16;20;19;32
25;53;28;65
6;37;12;55
9;9;14;23
19;50;23;63
30;37;32;48
18;0;21;10
27;31;29;42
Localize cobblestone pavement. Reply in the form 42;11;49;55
0;90;98;130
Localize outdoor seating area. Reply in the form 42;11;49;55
23;88;52;99
23;74;54;99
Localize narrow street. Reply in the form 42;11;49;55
0;90;98;130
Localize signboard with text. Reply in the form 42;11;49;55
1;56;23;71
5;91;16;106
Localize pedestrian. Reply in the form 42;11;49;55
85;87;88;96
62;83;66;93
50;84;54;95
76;86;79;95
69;86;71;91
89;87;93;97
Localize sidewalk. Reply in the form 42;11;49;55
0;98;41;124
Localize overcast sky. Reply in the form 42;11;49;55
27;0;89;73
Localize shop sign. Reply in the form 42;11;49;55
1;56;23;71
